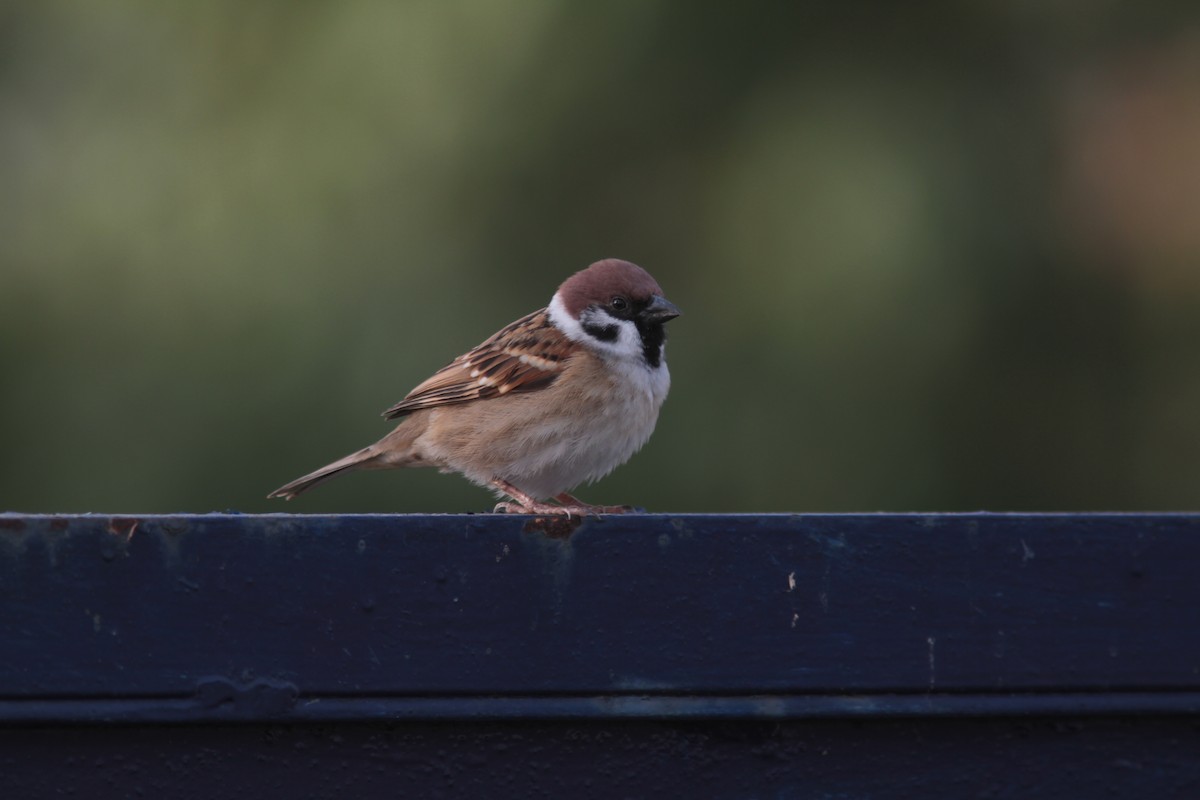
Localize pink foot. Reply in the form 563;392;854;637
493;500;579;516
553;493;636;516
488;480;634;517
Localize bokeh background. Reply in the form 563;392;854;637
4;2;1200;513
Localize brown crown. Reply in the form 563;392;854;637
557;259;664;317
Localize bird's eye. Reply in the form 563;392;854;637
610;296;628;312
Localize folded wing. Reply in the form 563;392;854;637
383;309;578;420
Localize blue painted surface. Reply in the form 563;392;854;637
1;512;1198;797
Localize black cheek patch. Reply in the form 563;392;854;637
583;322;620;342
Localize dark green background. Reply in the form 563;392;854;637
4;3;1199;513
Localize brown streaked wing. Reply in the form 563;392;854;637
382;309;577;419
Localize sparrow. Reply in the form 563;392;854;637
268;258;681;516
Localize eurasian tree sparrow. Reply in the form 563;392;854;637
268;258;681;516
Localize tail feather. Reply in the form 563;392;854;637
268;447;380;500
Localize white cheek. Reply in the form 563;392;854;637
548;293;586;340
600;316;645;361
548;293;646;363
579;313;642;362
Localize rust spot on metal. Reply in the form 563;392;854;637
0;518;26;532
522;515;584;539
107;518;140;541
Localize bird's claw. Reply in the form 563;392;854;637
493;500;578;516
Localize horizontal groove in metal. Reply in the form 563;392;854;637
4;691;1200;725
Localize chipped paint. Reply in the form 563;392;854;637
107;517;139;540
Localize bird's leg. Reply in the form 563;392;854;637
491;479;577;516
554;493;635;515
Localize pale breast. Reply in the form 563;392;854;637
413;351;670;499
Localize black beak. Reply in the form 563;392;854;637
642;295;682;324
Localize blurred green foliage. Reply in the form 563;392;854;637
3;2;1200;513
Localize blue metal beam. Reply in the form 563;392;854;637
3;512;1197;722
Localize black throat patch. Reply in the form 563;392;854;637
636;321;666;368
